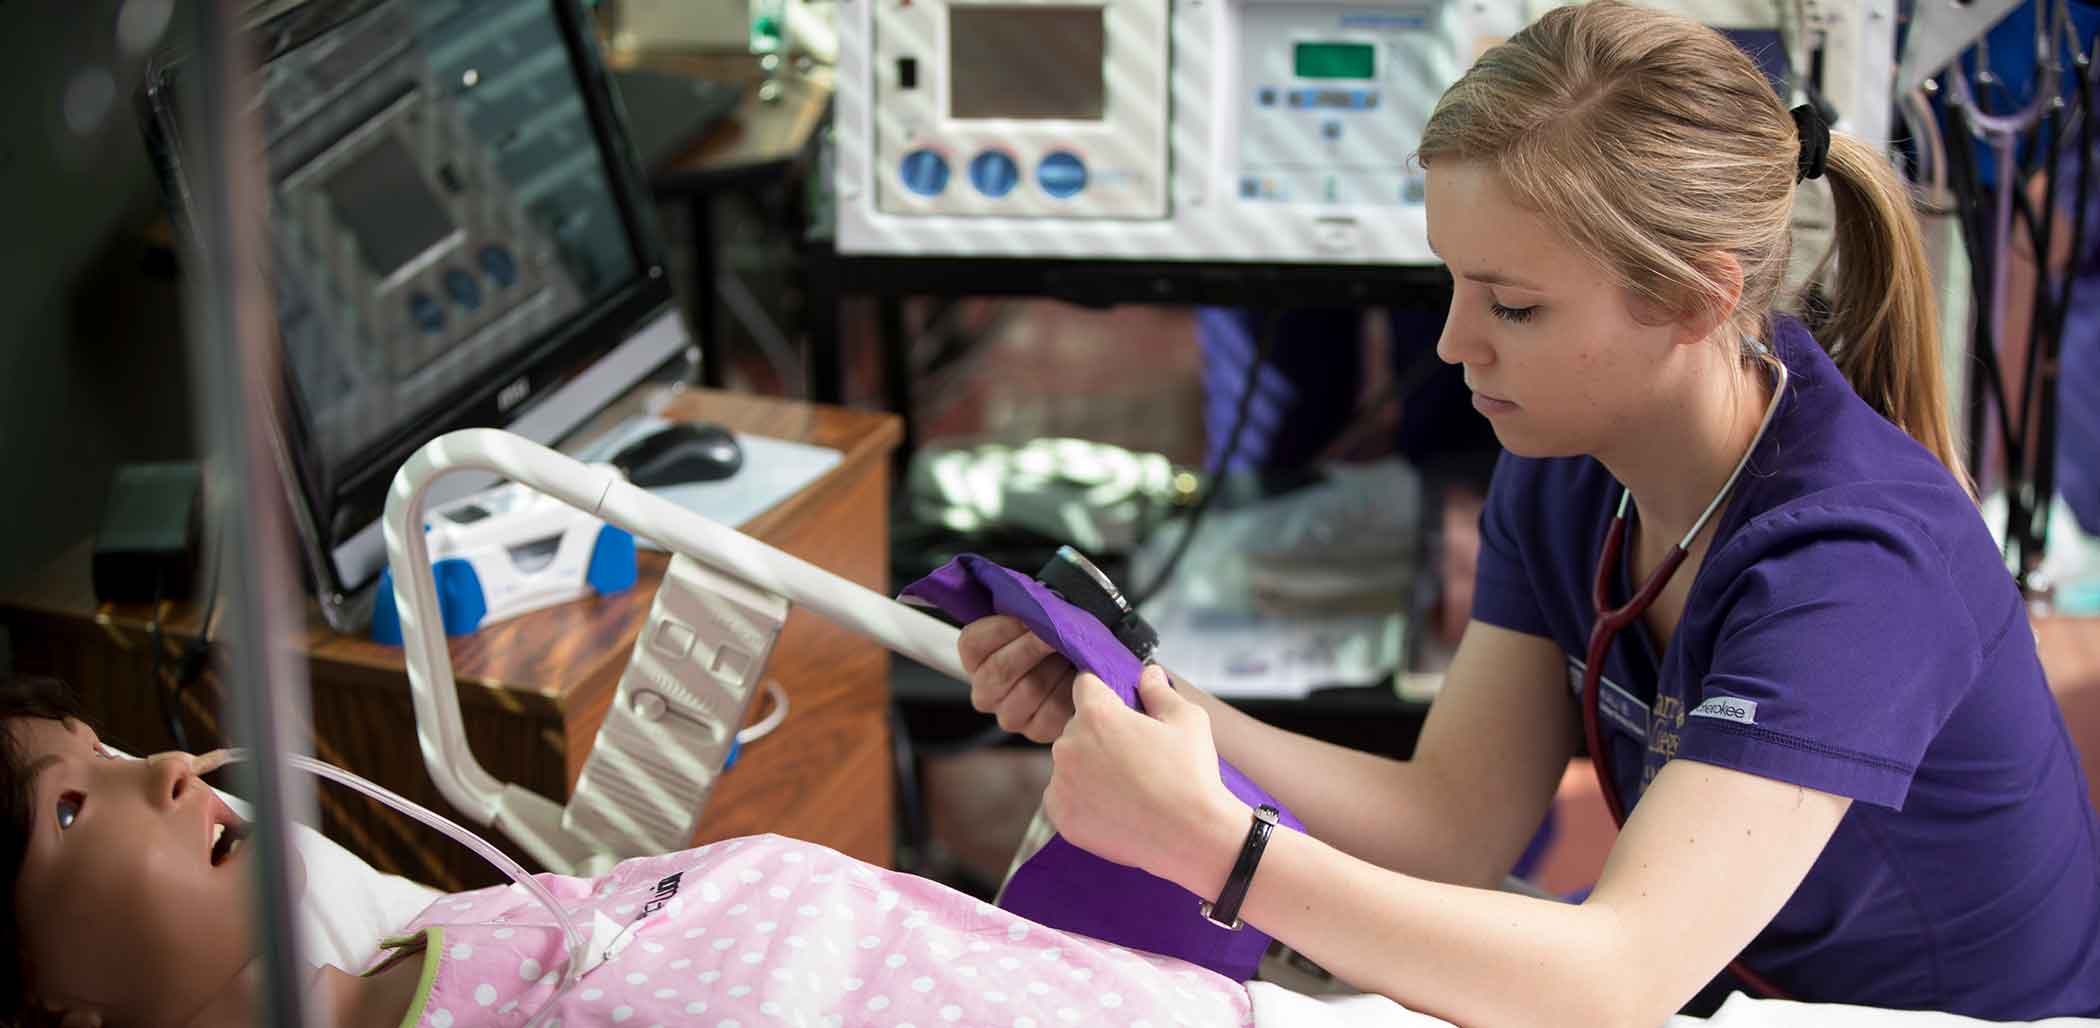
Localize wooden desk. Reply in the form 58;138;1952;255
0;391;901;891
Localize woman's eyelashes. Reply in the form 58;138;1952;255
56;791;83;831
1489;301;1539;324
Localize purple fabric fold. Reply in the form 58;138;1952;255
900;555;1303;982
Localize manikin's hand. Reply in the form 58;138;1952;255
1043;664;1246;893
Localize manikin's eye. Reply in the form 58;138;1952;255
56;793;83;830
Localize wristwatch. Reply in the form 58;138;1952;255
1200;804;1280;930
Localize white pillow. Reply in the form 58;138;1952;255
213;790;444;972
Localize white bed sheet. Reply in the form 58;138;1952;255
1244;985;2100;1028
1668;995;2100;1028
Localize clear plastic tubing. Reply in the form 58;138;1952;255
200;748;588;1022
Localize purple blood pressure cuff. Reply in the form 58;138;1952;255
899;555;1304;982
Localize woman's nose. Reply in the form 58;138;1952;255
1435;307;1491;368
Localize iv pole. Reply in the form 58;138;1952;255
185;1;321;1023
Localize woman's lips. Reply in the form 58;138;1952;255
1471;390;1518;415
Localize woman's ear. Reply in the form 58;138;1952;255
1675;253;1746;346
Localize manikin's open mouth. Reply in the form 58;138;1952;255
210;816;250;866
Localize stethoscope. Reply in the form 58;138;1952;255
1580;354;1793;1000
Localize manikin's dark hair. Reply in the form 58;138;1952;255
1;674;86;1028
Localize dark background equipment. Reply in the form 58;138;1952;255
92;461;203;604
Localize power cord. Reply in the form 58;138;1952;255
2009;50;2095;577
1130;308;1280;609
1941;37;2097;588
149;517;224;751
148;575;186;752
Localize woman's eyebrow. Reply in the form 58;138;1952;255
1425;237;1543;289
1463;269;1544;289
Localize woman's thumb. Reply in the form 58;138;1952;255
1136;663;1186;722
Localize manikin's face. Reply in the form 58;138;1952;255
1425;159;1686;459
10;717;257;1027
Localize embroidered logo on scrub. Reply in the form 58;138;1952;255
1689;695;1758;726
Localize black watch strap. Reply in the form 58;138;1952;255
1200;804;1280;931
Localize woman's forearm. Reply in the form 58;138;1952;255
1164;668;1503;888
1174;814;1653;1028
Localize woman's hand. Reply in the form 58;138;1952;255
958;616;1079;743
1043;664;1246;892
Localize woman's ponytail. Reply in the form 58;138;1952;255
1817;132;1973;493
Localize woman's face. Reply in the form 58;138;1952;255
1425;159;1685;459
9;716;257;1026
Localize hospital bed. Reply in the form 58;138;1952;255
235;781;2094;1028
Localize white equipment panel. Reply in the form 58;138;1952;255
872;0;1172;219
834;0;1895;264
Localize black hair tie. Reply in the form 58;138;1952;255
1790;103;1829;182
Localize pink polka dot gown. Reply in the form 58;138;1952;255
376;834;1256;1027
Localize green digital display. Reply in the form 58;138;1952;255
1294;42;1376;79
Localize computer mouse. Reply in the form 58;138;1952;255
610;421;744;487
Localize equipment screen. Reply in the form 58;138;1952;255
145;0;676;602
949;7;1106;120
323;135;456;277
1294;41;1376;79
257;0;641;472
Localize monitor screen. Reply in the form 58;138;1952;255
948;7;1106;120
143;0;681;621
259;0;645;477
322;134;458;278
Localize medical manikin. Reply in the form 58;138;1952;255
0;674;1253;1028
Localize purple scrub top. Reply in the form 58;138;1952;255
1472;316;2100;1018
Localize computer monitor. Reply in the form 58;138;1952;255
141;0;689;630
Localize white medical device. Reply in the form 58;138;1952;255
833;0;1895;263
371;479;636;642
384;429;967;875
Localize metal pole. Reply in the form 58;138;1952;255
187;1;322;1024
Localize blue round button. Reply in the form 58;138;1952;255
1036;151;1088;199
968;151;1020;198
478;244;519;289
443;268;483;311
408;292;445;334
899;149;950;197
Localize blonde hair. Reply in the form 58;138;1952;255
1418;0;1969;489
